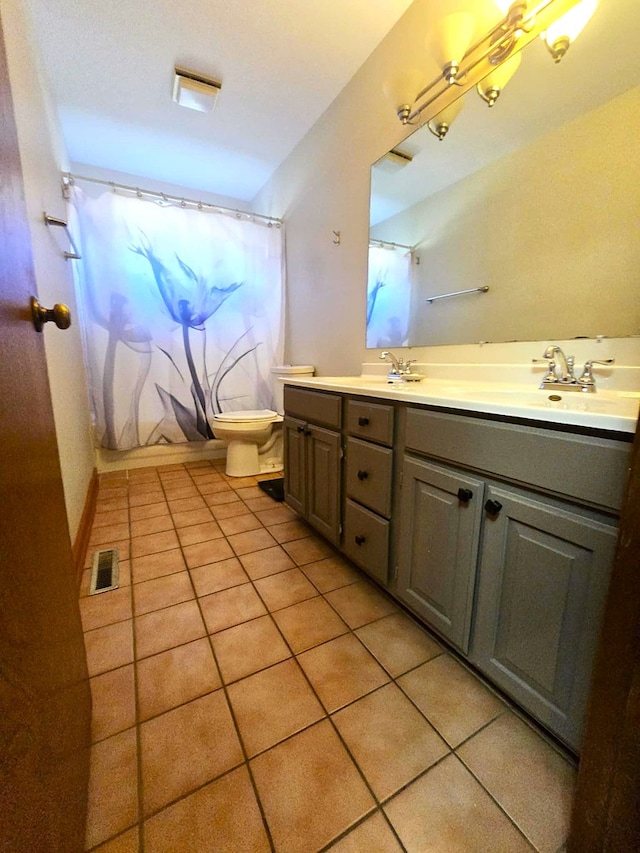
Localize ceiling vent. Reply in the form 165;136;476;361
172;67;222;113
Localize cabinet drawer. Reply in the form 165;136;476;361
343;499;390;584
346;438;393;518
405;407;631;512
284;386;342;429
347;399;394;446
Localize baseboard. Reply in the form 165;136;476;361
73;468;98;587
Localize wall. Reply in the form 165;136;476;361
255;0;639;377
2;0;95;538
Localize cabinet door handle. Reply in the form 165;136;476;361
297;425;306;434
357;470;369;481
358;416;370;426
457;488;473;503
484;499;503;516
355;535;366;546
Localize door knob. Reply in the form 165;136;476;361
31;296;71;332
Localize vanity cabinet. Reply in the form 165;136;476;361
399;406;628;750
397;457;484;653
283;387;342;546
343;400;395;584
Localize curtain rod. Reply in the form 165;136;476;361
63;172;282;227
369;238;413;252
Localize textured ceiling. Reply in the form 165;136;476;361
25;0;415;201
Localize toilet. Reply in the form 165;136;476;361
212;365;315;477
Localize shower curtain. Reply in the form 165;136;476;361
71;186;284;450
366;245;412;348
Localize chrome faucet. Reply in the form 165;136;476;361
380;351;416;382
535;345;615;392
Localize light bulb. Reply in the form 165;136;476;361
477;51;522;106
427;97;465;141
427;12;476;84
383;68;424;123
542;0;598;63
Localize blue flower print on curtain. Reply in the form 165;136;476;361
71;186;284;450
366;244;412;348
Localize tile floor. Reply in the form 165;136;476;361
80;460;576;853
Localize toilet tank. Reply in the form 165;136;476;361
271;365;315;414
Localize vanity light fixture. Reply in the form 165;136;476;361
541;0;598;62
428;98;465;140
172;67;222;113
390;0;596;133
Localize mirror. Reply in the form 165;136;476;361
367;0;640;348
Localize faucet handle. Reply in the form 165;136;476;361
533;358;558;383
578;358;615;386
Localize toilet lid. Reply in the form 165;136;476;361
213;409;279;423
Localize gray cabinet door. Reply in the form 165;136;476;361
306;424;342;546
397;456;484;652
471;485;617;751
283;416;307;517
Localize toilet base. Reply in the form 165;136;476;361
224;438;283;478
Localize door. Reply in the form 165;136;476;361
283;415;307;516
306;424;341;546
471;485;617;751
0;14;91;853
397;456;484;652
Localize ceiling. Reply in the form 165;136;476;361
25;0;415;202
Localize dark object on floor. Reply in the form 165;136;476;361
258;477;285;502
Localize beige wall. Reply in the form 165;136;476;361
3;0;95;538
255;0;638;374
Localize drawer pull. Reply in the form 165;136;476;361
297;425;311;436
484;499;503;516
358;416;370;426
357;470;369;481
457;488;473;503
354;534;366;546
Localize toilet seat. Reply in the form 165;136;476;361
213;409;280;424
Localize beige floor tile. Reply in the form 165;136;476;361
212;614;291;683
283;536;336;565
92;826;139;852
384;754;532;853
327;811;404;852
332;683;449;800
93;508;129;528
235;485;265;500
398;655;505;747
273;596;349;653
131;549;186;584
254;505;297;527
168;495;207;514
189;557;249;597
269;519;313;544
85;728;138;849
356;613;443;678
89;522;130;547
95;496;129;513
135;600;206;659
128;490;165;508
210;501;253;520
128;470;160;483
240;544;296;579
457;713;576;852
199;583;267;633
301;556;363;592
228;658;325;756
298;634;389;712
228;476;259;489
129;502;169;522
163;484;199;500
80;586;132;632
217;512;262;536
144;766;270;853
254;567;318;611
227;527;277;556
243;495;284;512
90;665;136;742
204;491;243;507
130;528;180;558
140;690;243;815
176;519;223;546
97;487;128;502
251;719;375;853
195;479;232;496
183;537;234;569
133;571;194;616
84;620;134;677
136;637;221;720
130;513;175;538
171;507;214;528
325;582;397;629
